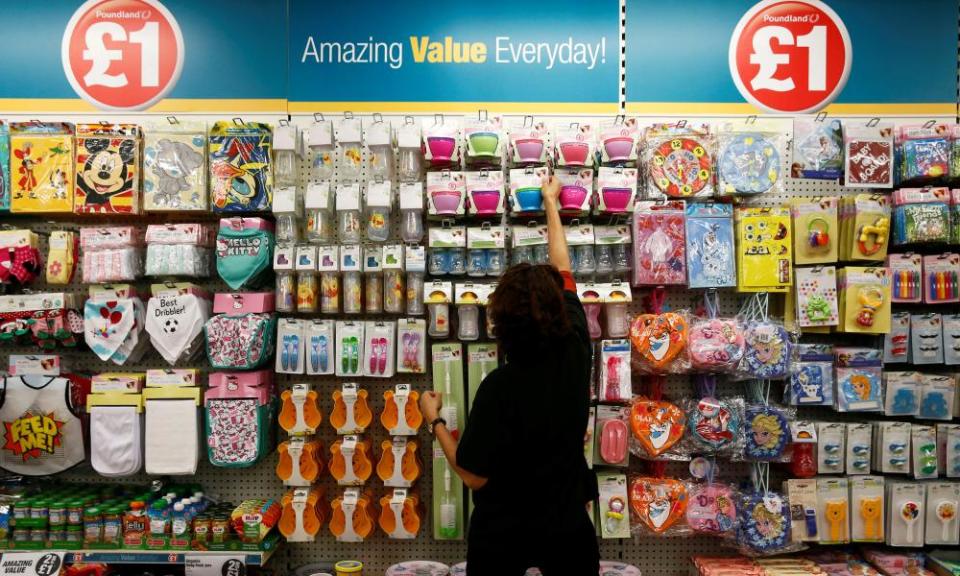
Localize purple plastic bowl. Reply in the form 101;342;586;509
601;187;633;213
559;185;589;210
514;138;544;162
470;189;501;214
431;190;462;214
603;136;634;161
559;141;589;165
426;136;456;161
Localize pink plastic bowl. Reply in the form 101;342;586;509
470;190;501;215
601;187;632;213
426;136;456;161
514;138;544;162
559;141;589;165
431;190;462;215
559;185;588;210
604;136;634;161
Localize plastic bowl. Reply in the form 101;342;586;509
514;187;543;212
470;189;501;214
431;190;462;214
604;136;634;161
426;136;456;161
601;187;633;213
468;132;499;157
559;185;588;210
514;138;544;162
559;141;589;165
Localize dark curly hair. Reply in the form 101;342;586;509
488;264;571;359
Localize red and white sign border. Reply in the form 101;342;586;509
728;0;853;114
61;0;186;111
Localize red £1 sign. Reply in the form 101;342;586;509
62;0;184;111
729;0;852;114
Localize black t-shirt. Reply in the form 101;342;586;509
457;289;597;539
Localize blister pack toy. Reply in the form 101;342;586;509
736;206;792;292
643;123;714;199
789;344;834;406
632;200;686;286
209;121;273;212
685;203;735;289
716;122;783;196
834;347;883;412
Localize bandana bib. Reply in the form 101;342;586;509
84;299;136;362
146;294;210;365
216;226;274;290
630;399;685;457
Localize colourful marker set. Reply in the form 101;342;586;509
887;253;959;304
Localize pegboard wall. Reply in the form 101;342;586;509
2;108;958;576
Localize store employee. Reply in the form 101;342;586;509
421;176;600;575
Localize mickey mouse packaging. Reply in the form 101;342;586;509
74;124;142;215
209;121;273;213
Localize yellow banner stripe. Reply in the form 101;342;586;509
625;102;958;116
288;101;621;114
0;99;288;114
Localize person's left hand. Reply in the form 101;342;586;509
420;390;443;423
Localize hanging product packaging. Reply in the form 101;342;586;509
789;344;834;406
794;266;839;328
308;116;335;181
464;114;504;166
735;206;793;292
844;122;894;188
145;284;212;366
834;347;883;412
145;223;214;278
364;115;393;180
815;422;846;475
379;489;424;540
742;403;792;462
73;124;141;214
363;321;396;378
381;384;423;437
509;166;549;216
792;117;843;180
554;168;593;216
597;473;631;539
922;253;960;304
396;118;422;182
45;230;78;285
84;288;148;366
840;194;891;261
815;477;850;544
630;311;690;375
628;476;690;537
632;200;686;286
555;122;595;168
716;121;783;196
397;319;427;374
209;121;273;212
277;438;325;487
204;292;276;370
365;179;392;243
919;374;956;421
884;371;921;417
686;480;737;537
330;435;374;486
892;187;951;245
685;203;735;289
629;397;686;459
687;317;745;374
838;267;892;334
143;121;207;212
465;170;505;218
683;395;744;456
423;118;460;167
599;117;639;165
144;385;201;475
279;383;323;436
897;123;952;184
279;486;328;542
330;383;373;435
87;388;143;477
0;375;86;476
911;313;943;365
0;122;9;211
596;166;637;216
205;370;275;468
10;122;75;213
944;314;960;366
736;491;792;555
510;118;550;165
594;405;630;468
642;122;714;199
737;320;792;380
427;171;466;219
335;114;363;181
598;340;632;403
792;197;838;265
888;254;922;304
80;226;143;283
216;218;275;290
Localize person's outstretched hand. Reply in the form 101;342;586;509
541;175;561;209
420;390;442;423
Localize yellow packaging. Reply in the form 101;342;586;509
9;122;74;213
736;206;793;292
839;267;891;334
792;197;838;265
74;124;142;215
842;194;890;262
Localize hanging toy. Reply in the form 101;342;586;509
630;313;689;373
687;397;741;453
630;399;685;458
717;133;780;196
743;405;790;461
737;491;790;553
648;136;714;198
629;477;688;534
688;318;745;373
686;484;736;535
739;321;791;380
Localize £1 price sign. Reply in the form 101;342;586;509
729;0;851;114
62;0;184;110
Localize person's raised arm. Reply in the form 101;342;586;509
541;175;571;274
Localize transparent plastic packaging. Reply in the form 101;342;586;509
605;302;630;338
407;272;424;315
366;206;391;243
401;209;424;243
398;148;422;182
428;303;450;338
458;305;480;341
367;145;392;180
384;270;405;314
305;208;334;244
339;143;362;181
274;149;298;188
275;214;298;244
365;274;383;314
338;209;362;244
276;272;295;313
297;272;318;313
310;144;334;181
321;272;340;313
343;271;362;314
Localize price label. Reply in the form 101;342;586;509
184;555;245;576
61;0;184;110
0;552;64;576
729;0;851;113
